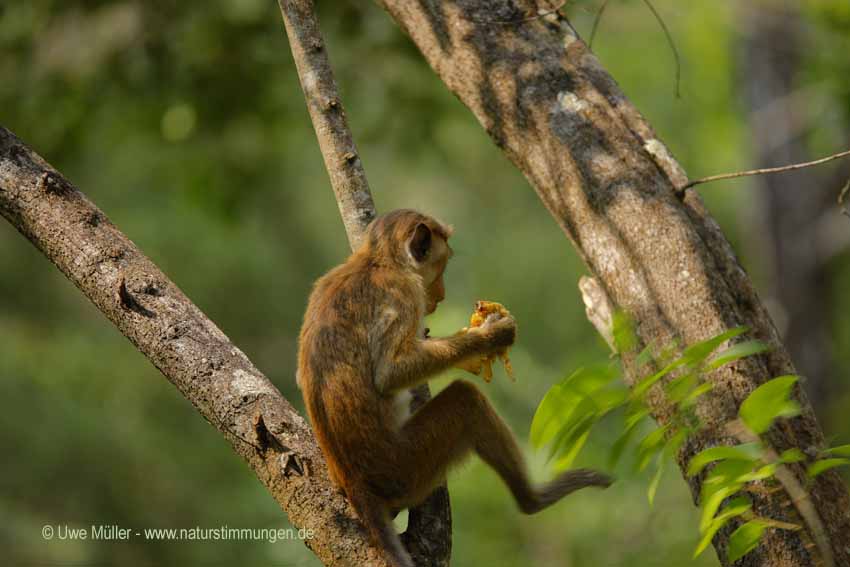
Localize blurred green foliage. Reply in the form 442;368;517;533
1;1;848;566
532;319;848;563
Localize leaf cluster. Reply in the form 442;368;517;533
531;317;850;562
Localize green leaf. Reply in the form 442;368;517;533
609;429;636;468
693;497;751;558
700;484;740;532
779;448;805;463
739;375;801;434
738;463;778;483
704;459;756;486
688;443;762;476
648;460;664;506
636;344;654;367
553;427;591;471
807;458;850;478
530;383;577;448
625;406;650;430
548;413;595;465
632;329;750;399
681;327;748;366
825;444;850;457
609;407;649;467
727;520;767;562
636;426;668;472
665;373;698;403
531;365;614;448
612;311;637;354
680;382;714;408
663;428;689;459
717;496;751;522
633;360;685;399
564;364;620;395
707;340;770;370
583;385;629;414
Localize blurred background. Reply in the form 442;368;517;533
1;1;849;565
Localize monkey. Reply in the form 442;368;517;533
297;209;612;567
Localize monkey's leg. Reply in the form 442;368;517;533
399;380;612;513
347;490;413;567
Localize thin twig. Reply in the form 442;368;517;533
743;512;801;532
640;0;681;99
681;148;850;191
589;0;612;47
727;419;834;567
838;177;850;219
588;0;680;98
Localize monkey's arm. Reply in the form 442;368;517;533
374;334;483;394
374;318;514;394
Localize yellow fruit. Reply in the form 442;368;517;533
468;300;514;383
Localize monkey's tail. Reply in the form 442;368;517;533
348;490;413;567
533;468;613;513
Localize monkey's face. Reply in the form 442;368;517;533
407;222;453;315
423;236;450;314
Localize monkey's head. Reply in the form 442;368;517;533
362;209;454;315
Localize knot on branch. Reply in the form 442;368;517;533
116;276;156;318
37;171;71;196
324;97;340;110
280;450;307;477
579;276;615;351
8;144;30;167
253;414;307;477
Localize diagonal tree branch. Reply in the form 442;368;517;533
0;126;386;566
374;1;850;565
276;0;375;250
277;2;453;565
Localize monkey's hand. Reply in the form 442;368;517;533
477;313;517;351
463;305;516;382
472;315;515;382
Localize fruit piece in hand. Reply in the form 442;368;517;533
467;300;515;383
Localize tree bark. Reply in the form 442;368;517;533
374;2;850;565
0;126;387;567
277;1;452;564
276;0;376;251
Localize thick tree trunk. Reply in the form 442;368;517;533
0;126;388;567
375;2;850;565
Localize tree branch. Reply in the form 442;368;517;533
682;148;850;191
276;0;375;250
277;1;452;564
374;2;850;565
0;126;386;566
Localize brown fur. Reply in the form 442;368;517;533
297;209;611;567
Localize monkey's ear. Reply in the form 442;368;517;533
408;222;432;263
